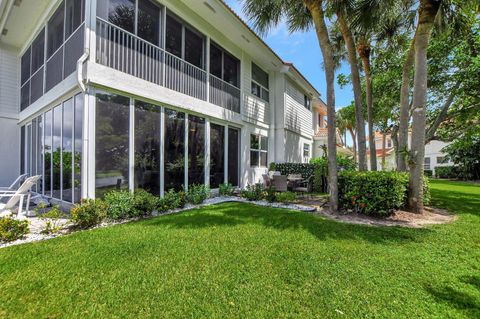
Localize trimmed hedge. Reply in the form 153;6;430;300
424;170;433;178
338;171;431;217
435;166;461;179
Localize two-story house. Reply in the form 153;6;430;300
0;0;322;204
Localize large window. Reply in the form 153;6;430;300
165;13;205;69
96;92;130;197
188;115;205;185
164;109;185;191
21;29;46;110
304;94;311;110
52;106;62;199
210;123;224;188
73;94;84;202
62;99;74;202
228;128;240;186
134;101;161;195
138;0;160;45
106;0;135;33
250;134;268;167
44;110;53;196
47;3;65;58
303;143;310;162
424;157;431;170
210;42;240;87
65;0;84;38
251;63;269;102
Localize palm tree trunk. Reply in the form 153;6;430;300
398;40;415;172
358;41;377;171
349;128;357;162
337;14;368;171
308;1;338;211
408;0;441;213
382;131;387;170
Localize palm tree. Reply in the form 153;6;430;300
336;103;357;160
242;0;339;211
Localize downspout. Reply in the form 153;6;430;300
77;49;89;92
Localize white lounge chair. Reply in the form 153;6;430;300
0;175;41;219
0;173;28;191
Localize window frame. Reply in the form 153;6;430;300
304;94;311;110
303;143;310;158
210;41;240;88
251;62;269;102
250;134;268;168
424;157;431;170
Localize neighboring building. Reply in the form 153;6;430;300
369;131;452;175
0;0;323;203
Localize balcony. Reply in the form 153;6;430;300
96;18;240;113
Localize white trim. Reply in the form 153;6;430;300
204;118;210;187
129;98;135;192
159;106;165;196
184;113;189;191
224;124;228;184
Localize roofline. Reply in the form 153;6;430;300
218;0;321;98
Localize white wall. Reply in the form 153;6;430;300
284;79;313;138
0;45;20;185
425;140;452;175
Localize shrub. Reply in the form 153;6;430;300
338;171;409;217
0;216;29;242
38;205;66;234
435;166;461;179
275;191;296;204
310;155;357;171
423;176;431;206
219;183;235;196
133;189;158;216
264;186;277;203
273;163;315;179
104;190;137;219
424;169;433;178
186;184;210;205
240;183;264;201
71;199;107;228
157;189;186;212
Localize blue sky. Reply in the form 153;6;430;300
225;0;354;109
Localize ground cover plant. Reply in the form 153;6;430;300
0;180;479;318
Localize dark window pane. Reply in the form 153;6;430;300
252;63;268;88
64;26;84;78
209;43;222;78
31;29;45;74
261;87;269;102
44;110;52;196
52;105;62;199
95;92;130;197
260;136;268;151
134;100;160;195
185;28;203;68
26;125;31;176
164;108;185;191
73;94;83;202
47;2;65;58
260;152;268;167
37;116;43;193
108;0;135;33
251;82;260;98
210;123;224;188
228;128;239;186
165;15;182;58
45;49;64;91
62;99;74;202
21;48;31;85
20;126;25;174
20;82;30;111
30;66;44;104
250;134;259;149
250;150;259;167
223;51;239;87
32;119;37;191
188;115;205;185
65;0;84;38
138;0;160;45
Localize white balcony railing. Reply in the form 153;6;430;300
96;18;237;111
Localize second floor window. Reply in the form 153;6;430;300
251;63;269;102
250;134;268;167
424;157;431;170
303;143;310;158
210;43;240;87
304;94;311;110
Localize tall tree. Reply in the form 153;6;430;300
336;103;357;160
242;0;339;211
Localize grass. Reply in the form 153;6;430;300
0;180;479;318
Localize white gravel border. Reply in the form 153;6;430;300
1;196;316;249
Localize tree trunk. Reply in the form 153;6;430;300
398;40;415;171
337;14;368;171
308;1;338;211
391;125;399;168
425;82;459;143
349;127;357;161
382;131;387;170
408;0;441;213
358;40;377;171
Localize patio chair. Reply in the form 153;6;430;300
268;171;281;178
0;175;41;219
272;175;288;192
293;176;313;198
262;174;271;187
0;173;28;192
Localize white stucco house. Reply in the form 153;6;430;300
0;0;326;204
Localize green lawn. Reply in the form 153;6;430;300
0;180;479;318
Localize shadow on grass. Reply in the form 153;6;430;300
430;188;480;217
425;276;480;317
145;202;432;245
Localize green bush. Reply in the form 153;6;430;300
104;190;137;219
0;216;29;242
186;184;210;205
157;189;186;212
133;189;158;216
219;183;235;196
423;176;431;206
338;171;409;217
310;156;357;171
424;169;433;178
264;186;277;203
71;199;107;228
39;205;66;234
241;183;264;201
275;191;296;204
435;166;461;179
273;163;315;179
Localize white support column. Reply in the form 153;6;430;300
159;106;165;196
205;118;210;187
224;125;228;184
206;36;210;103
184;114;189;191
85;0;97;62
83;88;96;199
129;98;135;192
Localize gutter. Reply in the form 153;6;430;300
77;49;89;92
